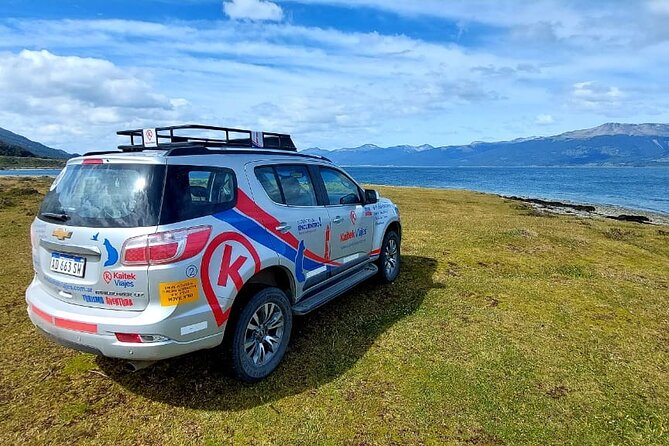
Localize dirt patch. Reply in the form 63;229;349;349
546;385;570;400
0;196;15;209
604;228;639;241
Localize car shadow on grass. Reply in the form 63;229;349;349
97;255;441;411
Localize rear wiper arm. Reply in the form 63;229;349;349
41;212;70;222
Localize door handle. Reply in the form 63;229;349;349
332;216;343;224
276;223;291;233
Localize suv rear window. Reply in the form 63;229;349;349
39;163;237;228
39;164;165;228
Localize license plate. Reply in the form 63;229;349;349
50;253;86;278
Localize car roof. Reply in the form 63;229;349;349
85;145;327;159
73;145;332;166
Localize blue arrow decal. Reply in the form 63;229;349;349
295;240;306;283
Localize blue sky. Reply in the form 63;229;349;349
1;0;668;152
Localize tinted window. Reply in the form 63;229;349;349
255;166;283;204
160;166;236;224
39;164;165;228
275;165;317;206
320;167;361;205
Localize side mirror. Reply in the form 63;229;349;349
340;193;360;205
365;189;379;204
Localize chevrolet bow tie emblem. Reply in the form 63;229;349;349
52;228;73;241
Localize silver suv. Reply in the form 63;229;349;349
26;125;401;381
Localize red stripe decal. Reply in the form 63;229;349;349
236;189;300;248
201;232;261;326
31;305;53;324
54;317;97;334
236;189;341;266
325;224;331;260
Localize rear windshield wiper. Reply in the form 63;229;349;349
41;212;70;222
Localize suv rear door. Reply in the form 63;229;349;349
33;160;165;311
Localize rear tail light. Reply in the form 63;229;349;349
121;226;212;266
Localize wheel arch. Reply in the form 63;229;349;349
227;265;294;322
386;220;402;240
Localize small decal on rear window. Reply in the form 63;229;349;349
159;278;199;306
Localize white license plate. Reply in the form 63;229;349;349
50;253;86;278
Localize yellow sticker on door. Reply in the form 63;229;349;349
159;278;199;306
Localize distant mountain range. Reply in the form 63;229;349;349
0;127;72;159
304;123;669;167
3;122;669;166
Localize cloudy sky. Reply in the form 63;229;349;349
1;0;668;153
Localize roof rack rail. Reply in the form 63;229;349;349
116;124;297;152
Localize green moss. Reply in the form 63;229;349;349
62;355;97;376
58;402;89;423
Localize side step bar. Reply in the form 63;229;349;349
292;263;378;315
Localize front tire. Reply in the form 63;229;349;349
228;287;292;382
377;230;401;283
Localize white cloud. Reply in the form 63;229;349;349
0;50;171;109
535;114;555;125
0;19;529;149
646;0;669;14
223;0;284;21
570;81;623;111
0;50;188;150
281;0;664;50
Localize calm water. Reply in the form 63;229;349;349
2;167;668;214
345;166;669;215
0;169;62;177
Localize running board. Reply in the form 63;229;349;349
292;264;378;315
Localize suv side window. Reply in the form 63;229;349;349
255;166;283;204
161;165;237;224
255;165;318;207
319;167;362;206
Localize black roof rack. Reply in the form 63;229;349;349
116;124;297;152
82;146;330;162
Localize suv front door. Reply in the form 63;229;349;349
317;166;373;275
251;164;331;291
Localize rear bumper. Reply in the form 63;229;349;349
25;279;224;361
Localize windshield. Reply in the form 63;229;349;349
39;164;166;228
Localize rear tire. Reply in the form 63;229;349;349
228;287;292;382
377;230;401;283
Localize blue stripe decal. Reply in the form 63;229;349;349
214;209;322;273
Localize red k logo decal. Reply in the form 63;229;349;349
201;232;261;327
217;244;247;290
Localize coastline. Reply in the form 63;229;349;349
502;195;669;226
364;183;669;225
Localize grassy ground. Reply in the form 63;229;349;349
0;156;66;169
1;177;668;445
